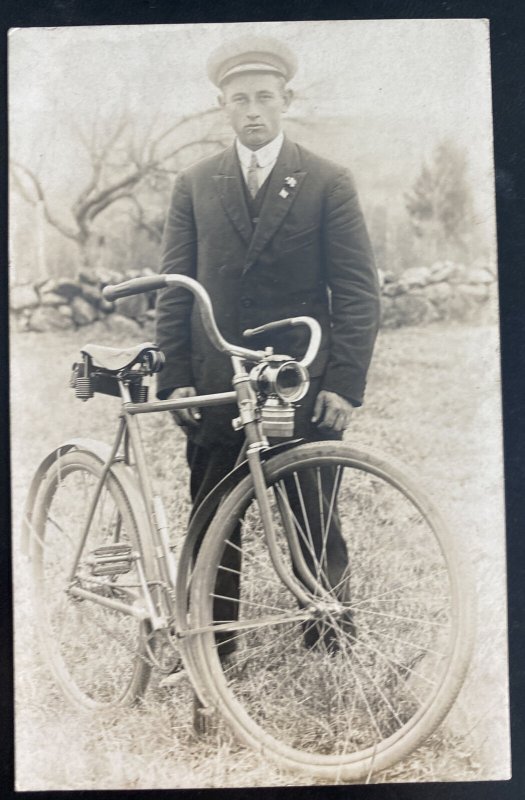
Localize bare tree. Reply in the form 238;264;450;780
10;106;228;271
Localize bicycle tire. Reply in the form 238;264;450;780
190;441;475;781
29;448;155;710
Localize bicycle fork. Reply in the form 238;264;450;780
232;358;341;613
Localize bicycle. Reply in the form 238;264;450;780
22;274;475;782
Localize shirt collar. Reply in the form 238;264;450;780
236;131;284;168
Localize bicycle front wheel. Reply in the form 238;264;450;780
190;442;475;781
29;449;154;709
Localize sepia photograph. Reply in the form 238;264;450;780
9;18;509;789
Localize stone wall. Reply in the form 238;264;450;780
10;268;158;337
379;261;497;328
10;260;497;336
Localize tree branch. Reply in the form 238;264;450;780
10;160;81;242
12;105;226;252
75;130;225;227
73;115;131;214
77;169;146;223
125;195;163;243
154;136;230;170
147;107;221;161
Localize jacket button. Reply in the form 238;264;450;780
241;297;253;308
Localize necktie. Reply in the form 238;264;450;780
246;153;259;198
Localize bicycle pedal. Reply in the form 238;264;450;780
93;544;133;556
87;544;134;576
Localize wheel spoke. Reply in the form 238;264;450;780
316;467;327;575
31;455;148;709
339;634;383;741
350;644;405;729
46;514;77;550
356;607;450;627
216;560;284;591
191;446;471;777
363;626;447;659
275;480;317;563
209;592;291;615
357;627;437;689
223;536;290;588
352;569;449;608
217;616;312;681
320;464;342;576
292;471;315;559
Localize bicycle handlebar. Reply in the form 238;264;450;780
102;275;321;368
103;275;164;300
243;317;321;369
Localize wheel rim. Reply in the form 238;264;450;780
193;450;471;774
32;458;147;708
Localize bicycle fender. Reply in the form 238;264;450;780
175;438;304;629
21;438;149;560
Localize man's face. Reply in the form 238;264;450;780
220;72;292;150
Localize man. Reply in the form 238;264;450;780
155;35;380;657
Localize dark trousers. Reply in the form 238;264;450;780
186;380;350;654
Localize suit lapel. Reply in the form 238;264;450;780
244;138;307;271
212;146;252;246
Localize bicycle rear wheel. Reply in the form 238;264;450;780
29;449;154;709
190;442;475;781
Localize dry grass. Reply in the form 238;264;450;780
190;458;458;774
11;321;509;789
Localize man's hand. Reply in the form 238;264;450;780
168;386;201;429
312;390;353;433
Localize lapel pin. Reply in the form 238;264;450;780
279;188;289;199
284;176;297;187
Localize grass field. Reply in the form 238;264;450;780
11;321;510;789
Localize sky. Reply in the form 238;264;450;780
9;19;493;143
8;19;496;237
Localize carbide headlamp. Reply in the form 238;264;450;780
250;358;309;403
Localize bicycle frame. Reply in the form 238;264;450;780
25;270;475;778
65;354;336;638
62;271;337;639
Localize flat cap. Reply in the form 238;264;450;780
207;35;297;88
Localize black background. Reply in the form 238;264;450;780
1;2;524;799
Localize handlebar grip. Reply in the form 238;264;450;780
102;276;168;302
244;319;293;337
243;316;322;369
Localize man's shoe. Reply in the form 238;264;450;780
303;611;357;654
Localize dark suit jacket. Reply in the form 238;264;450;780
155;136;380;446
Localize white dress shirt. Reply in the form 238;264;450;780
236;131;284;192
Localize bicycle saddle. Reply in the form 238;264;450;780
81;342;160;372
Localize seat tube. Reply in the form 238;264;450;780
119;383;173;591
67;416;127;582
